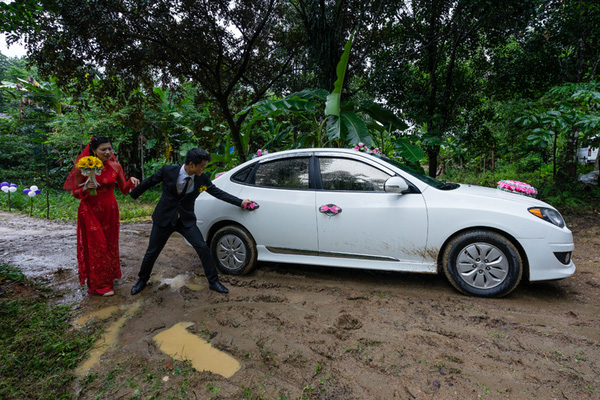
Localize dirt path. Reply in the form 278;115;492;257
1;211;599;399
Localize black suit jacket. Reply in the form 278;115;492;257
130;165;243;228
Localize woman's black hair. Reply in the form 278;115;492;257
89;136;111;156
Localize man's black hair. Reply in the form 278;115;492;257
185;148;211;165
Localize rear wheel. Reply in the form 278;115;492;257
211;225;257;275
442;230;523;298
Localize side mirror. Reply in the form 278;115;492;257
384;176;409;194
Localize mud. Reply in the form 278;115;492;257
1;210;599;399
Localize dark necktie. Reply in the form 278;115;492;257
180;176;191;196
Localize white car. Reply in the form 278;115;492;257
195;148;575;297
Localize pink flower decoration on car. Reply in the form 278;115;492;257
497;180;537;197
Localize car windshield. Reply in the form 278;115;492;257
368;153;458;190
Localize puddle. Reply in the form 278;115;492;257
73;305;120;327
75;300;142;377
153;322;240;378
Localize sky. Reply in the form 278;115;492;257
1;0;26;58
1;33;27;58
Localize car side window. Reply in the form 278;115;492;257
231;165;254;183
253;157;310;189
319;157;390;191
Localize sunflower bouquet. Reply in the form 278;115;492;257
77;156;104;195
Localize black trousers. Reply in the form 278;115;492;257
138;219;219;284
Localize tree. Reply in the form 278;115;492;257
1;0;296;161
287;0;392;91
370;0;536;177
516;81;600;183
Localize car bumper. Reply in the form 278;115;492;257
519;234;576;282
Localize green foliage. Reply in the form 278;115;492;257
442;161;600;214
0;187;158;221
0;264;101;400
0;263;25;282
515;81;600;182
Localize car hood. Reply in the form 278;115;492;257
450;184;552;208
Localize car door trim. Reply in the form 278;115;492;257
265;246;399;262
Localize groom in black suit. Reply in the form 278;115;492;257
129;148;252;295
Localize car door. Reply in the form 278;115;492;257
315;155;429;270
236;156;318;253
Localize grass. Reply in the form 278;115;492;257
0;187;160;221
0;263;101;400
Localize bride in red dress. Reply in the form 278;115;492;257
64;137;140;296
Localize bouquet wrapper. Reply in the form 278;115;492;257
80;169;101;195
88;174;98;196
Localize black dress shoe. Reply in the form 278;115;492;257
208;281;229;294
131;279;147;295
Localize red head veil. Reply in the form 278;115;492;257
63;137;116;192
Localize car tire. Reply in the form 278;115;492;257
442;230;523;298
211;225;257;275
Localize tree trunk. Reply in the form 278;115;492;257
428;146;440;178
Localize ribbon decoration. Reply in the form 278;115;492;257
319;204;342;216
243;201;260;210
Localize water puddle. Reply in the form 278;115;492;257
75;300;142;377
153;322;240;378
73;305;119;327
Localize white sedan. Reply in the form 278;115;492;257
195;148;575;297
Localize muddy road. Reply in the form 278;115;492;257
1;210;599;399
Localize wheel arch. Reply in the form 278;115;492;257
206;220;254;247
436;226;530;282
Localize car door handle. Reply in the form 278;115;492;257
319;204;342;216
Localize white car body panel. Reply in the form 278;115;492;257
195;148;575;285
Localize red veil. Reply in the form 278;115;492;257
63;142;117;192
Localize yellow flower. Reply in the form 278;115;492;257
76;157;89;168
76;156;104;170
198;185;207;194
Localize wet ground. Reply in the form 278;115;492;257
1;210;599;399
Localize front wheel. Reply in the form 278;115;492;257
442;230;523;298
210;225;257;275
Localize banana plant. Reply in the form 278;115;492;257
238;31;419;162
1;77;67;116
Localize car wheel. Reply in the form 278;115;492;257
442;230;523;298
211;225;257;275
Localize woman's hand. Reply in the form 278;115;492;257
131;177;140;187
82;180;97;193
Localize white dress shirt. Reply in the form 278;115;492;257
177;166;194;195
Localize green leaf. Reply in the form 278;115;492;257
325;115;342;140
325;30;356;117
340;111;370;145
359;103;408;131
394;138;424;163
